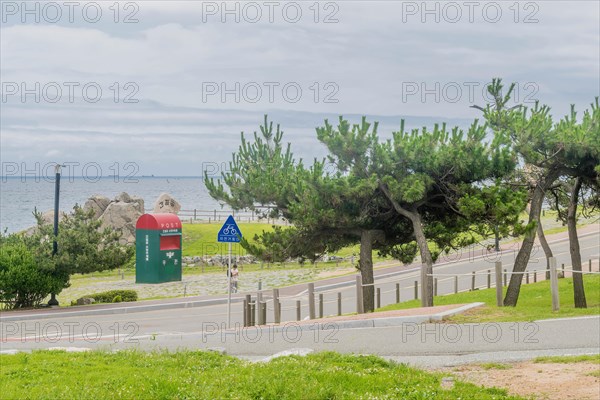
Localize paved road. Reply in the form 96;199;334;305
1;228;598;365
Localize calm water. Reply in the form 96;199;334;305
0;177;221;233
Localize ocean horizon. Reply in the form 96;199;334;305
0;176;224;233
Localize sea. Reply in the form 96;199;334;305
0;176;222;233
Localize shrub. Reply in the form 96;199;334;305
0;235;65;309
85;290;137;303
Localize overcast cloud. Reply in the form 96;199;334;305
1;0;599;176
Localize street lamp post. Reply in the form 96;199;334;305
48;164;62;307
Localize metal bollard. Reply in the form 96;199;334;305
376;288;381;309
337;292;342;316
273;289;280;324
296;300;301;321
355;275;364;314
434;279;438;297
308;283;316;319
526;272;530;284
243;300;247;327
454;276;458;294
534;271;537;283
395;283;400;303
258;279;262;291
471;271;476;291
319;293;324;318
590;259;592;273
487;270;491;289
260;302;267;325
250;302;256;326
503;269;507;287
245;295;251;327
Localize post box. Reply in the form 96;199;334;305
135;213;182;283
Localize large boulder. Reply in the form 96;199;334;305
114;192;132;203
99;202;143;244
83;195;111;219
130;196;145;214
153;193;181;214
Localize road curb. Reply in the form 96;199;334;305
0;297;246;322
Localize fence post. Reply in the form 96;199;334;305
273;289;280;324
495;261;503;307
376;288;381;309
526;272;530;284
549;257;560;311
308;283;316;319
454;276;458;294
319;293;324;318
561;263;565;278
214;209;217;221
534;271;537;283
487;270;491;289
337;292;342;316
194;209;197;220
355;275;364;314
296;300;301;321
589;259;592;273
471;271;476;291
414;280;418;300
503;269;507;287
433;279;438;297
395;283;400;303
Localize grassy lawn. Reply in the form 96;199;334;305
533;354;600;364
0;350;523;400
376;276;600;323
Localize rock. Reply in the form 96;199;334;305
83;195;111;219
40;209;65;225
114;192;132;203
76;297;95;305
130;196;145;214
153;193;181;214
99;202;143;244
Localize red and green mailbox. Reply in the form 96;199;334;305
135;213;182;283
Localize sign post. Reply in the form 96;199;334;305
218;215;242;328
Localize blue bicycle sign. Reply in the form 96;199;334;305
218;215;242;243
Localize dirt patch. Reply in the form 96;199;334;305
438;361;600;400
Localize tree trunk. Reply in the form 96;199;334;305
377;182;434;307
567;178;586;308
359;230;375;313
409;211;434;307
504;170;559;306
537;219;553;280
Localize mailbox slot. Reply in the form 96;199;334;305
160;233;181;251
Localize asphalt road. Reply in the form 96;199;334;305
1;228;598;366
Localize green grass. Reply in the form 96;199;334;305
182;222;276;256
376;276;600;323
533;354;600;364
0;350;523;400
479;363;513;370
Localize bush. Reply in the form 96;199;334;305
86;290;137;303
0;236;66;309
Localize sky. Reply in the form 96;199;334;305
1;0;599;177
